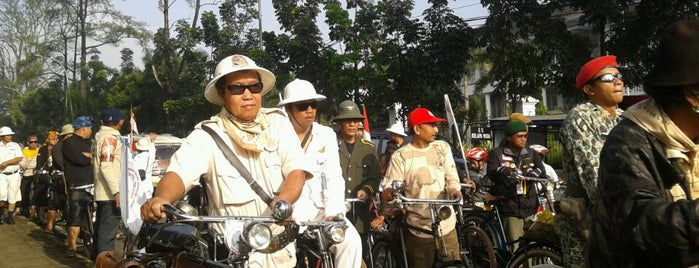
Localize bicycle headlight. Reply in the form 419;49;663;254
244;222;272;250
325;225;345;244
436;205;452;221
174;201;198;216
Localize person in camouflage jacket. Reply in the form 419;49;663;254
556;55;625;267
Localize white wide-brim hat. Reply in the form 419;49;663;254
385;122;407;137
135;138;151;151
0;126;15;136
277;79;326;107
204;55;276;105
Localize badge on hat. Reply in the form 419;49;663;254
231;55;249;67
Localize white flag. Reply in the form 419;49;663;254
119;138;153;235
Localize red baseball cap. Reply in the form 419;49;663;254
408;108;446;129
575;55;618;90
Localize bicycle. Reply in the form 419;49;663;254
71;183;96;260
295;216;347;268
362;196;405;268
390;180;472;268
505;175;563;268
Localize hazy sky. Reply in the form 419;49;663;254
102;0;488;68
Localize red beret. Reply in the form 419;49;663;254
575;55;618;90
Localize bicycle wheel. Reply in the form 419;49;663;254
372;240;404;268
461;225;497;268
79;205;95;259
506;247;562;268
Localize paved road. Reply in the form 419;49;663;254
0;216;93;268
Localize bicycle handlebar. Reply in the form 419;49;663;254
161;203;281;223
70;184;94;190
516;175;550;183
396;193;462;205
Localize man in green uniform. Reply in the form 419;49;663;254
334;100;381;261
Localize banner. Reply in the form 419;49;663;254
119;137;154;235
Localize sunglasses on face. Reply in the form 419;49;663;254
296;102;318;111
592;73;623;83
28;141;38;144
226;82;264;95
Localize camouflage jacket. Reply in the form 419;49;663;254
559;101;623;201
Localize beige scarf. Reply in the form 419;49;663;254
624;99;699;201
219;107;270;153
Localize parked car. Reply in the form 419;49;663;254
134;134;183;186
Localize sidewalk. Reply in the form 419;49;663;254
0;216;93;268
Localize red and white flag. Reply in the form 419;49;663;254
361;104;371;141
130;108;139;151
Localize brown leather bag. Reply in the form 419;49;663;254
95;251;144;268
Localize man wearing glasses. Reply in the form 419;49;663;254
20;134;40;220
486;120;546;251
141;54;310;268
279;79;363;267
556;55;625;267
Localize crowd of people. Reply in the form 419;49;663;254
0;18;697;268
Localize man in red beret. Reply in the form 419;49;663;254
556;55;625;267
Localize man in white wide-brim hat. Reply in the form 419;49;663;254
380;122;408;175
141;55;311;267
279;78;363;268
0;126;22;224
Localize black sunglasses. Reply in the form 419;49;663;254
296;102;318;111
28;141;38;143
592;73;623;83
226;82;264;95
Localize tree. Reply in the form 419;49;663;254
479;0;592;113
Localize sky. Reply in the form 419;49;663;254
102;0;488;69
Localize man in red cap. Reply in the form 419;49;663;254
380;107;473;267
556;55;625;267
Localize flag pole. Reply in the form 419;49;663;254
444;94;470;181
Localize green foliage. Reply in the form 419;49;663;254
535;101;547;115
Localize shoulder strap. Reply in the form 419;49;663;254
201;124;274;205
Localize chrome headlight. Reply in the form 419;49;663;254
244;222;272;250
174;201;198;216
436;205;452;221
325;225;345;244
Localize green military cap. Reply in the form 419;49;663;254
333;100;364;121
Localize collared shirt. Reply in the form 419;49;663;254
94;126;124;201
0;141;22;173
560;101;623;201
382;140;461;238
293;122;346;222
168;108;309;268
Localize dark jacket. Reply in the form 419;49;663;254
52;139;65;171
62;135;93;187
338;136;381;233
588;119;699;267
486;144;545;218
